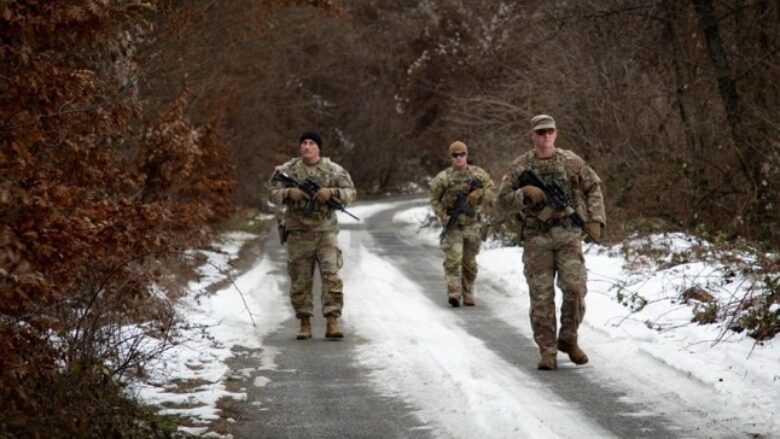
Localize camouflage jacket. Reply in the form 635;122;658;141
496;148;606;227
429;165;496;226
269;157;356;232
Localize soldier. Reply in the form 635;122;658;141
496;114;605;370
430;141;495;307
269;131;356;340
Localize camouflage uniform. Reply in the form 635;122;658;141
269;157;356;318
497;148;605;356
430;165;495;303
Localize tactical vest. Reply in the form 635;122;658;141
442;167;484;225
283;158;339;227
522;150;584;226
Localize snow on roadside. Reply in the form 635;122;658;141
132;230;291;435
393;204;780;437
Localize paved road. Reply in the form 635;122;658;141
226;198;725;438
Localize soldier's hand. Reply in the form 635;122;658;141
315;187;335;203
520;185;545;205
285;187;307;202
466;188;485;206
586;221;602;241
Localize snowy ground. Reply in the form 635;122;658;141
132;199;780;438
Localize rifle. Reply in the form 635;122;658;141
439;178;484;243
516;169;599;243
272;170;359;220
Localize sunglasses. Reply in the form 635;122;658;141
534;128;556;136
450;152;467;158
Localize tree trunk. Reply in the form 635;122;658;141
692;0;771;234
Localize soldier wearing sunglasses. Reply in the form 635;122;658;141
496;114;606;371
429;141;496;307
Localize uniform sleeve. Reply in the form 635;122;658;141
429;172;447;220
478;168;496;205
581;164;606;225
332;165;357;206
496;166;522;212
268;162;292;204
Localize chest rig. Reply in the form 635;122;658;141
443;168;477;210
524;152;579;228
286;159;335;222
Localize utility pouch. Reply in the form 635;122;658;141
277;222;288;245
480;222;490;242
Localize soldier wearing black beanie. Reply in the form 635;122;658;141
299;131;322;151
271;128;356;340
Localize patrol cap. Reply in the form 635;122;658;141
448;141;468;154
299;131;322;150
530;114;556;131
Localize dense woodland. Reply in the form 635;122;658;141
2;0;779;437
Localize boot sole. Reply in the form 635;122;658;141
325;333;343;339
296;334;312;340
569;356;588;365
558;344;589;365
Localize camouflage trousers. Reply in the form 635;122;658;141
522;226;587;356
441;223;482;299
286;230;344;318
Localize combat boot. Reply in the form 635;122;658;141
462;295;475;306
296;317;312;340
325;315;343;339
557;340;589;365
537;353;557;370
447;293;461;307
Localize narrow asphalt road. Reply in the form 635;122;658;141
226;198;714;438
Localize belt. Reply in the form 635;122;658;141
526;217;574;231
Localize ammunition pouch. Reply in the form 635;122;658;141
277;222;288;245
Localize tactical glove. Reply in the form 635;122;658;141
315;187;335;203
586;221;602;241
466;188;485;206
285;187;307;202
518;185;547;204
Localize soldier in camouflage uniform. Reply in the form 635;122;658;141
496;115;605;370
430;141;495;308
269;131;356;340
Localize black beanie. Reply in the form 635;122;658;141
299;131;322;150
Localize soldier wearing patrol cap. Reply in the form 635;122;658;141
496;114;606;370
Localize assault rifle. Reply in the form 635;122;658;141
439;178;484;243
516;169;599;243
272;170;359;220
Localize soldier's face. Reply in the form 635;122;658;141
300;139;320;163
450;151;468;170
531;128;557;150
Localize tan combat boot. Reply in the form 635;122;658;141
537;353;557;370
325;315;343;339
557;340;589;365
296;317;312;340
462;295;475;306
448;293;462;307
